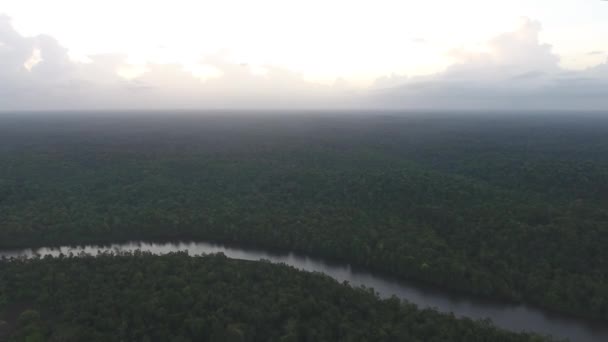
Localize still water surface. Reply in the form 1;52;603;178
1;240;606;342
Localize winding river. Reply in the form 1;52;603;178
1;240;606;342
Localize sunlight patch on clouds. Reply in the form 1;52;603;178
185;63;223;81
249;65;269;77
117;64;149;80
23;48;41;71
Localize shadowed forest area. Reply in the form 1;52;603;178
0;111;607;326
0;252;557;342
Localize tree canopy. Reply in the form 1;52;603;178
0;113;607;320
0;252;556;342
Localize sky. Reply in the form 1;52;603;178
1;0;608;110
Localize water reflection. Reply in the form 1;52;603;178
1;240;606;342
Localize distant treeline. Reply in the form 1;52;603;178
0;113;607;320
0;252;555;341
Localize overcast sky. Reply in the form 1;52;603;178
1;0;607;110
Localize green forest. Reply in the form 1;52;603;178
0;112;607;322
0;252;554;341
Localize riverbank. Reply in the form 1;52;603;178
1;240;606;342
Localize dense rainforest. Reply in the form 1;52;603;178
0;252;554;341
0;112;607;321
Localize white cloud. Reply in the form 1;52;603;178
1;14;607;111
22;48;41;71
371;18;608;110
0;15;352;110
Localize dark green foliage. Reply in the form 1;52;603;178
0;252;553;341
0;112;607;320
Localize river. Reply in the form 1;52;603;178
1;240;606;342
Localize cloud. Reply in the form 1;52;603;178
0;15;352;110
373;73;410;90
371;18;608;110
1;14;607;111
